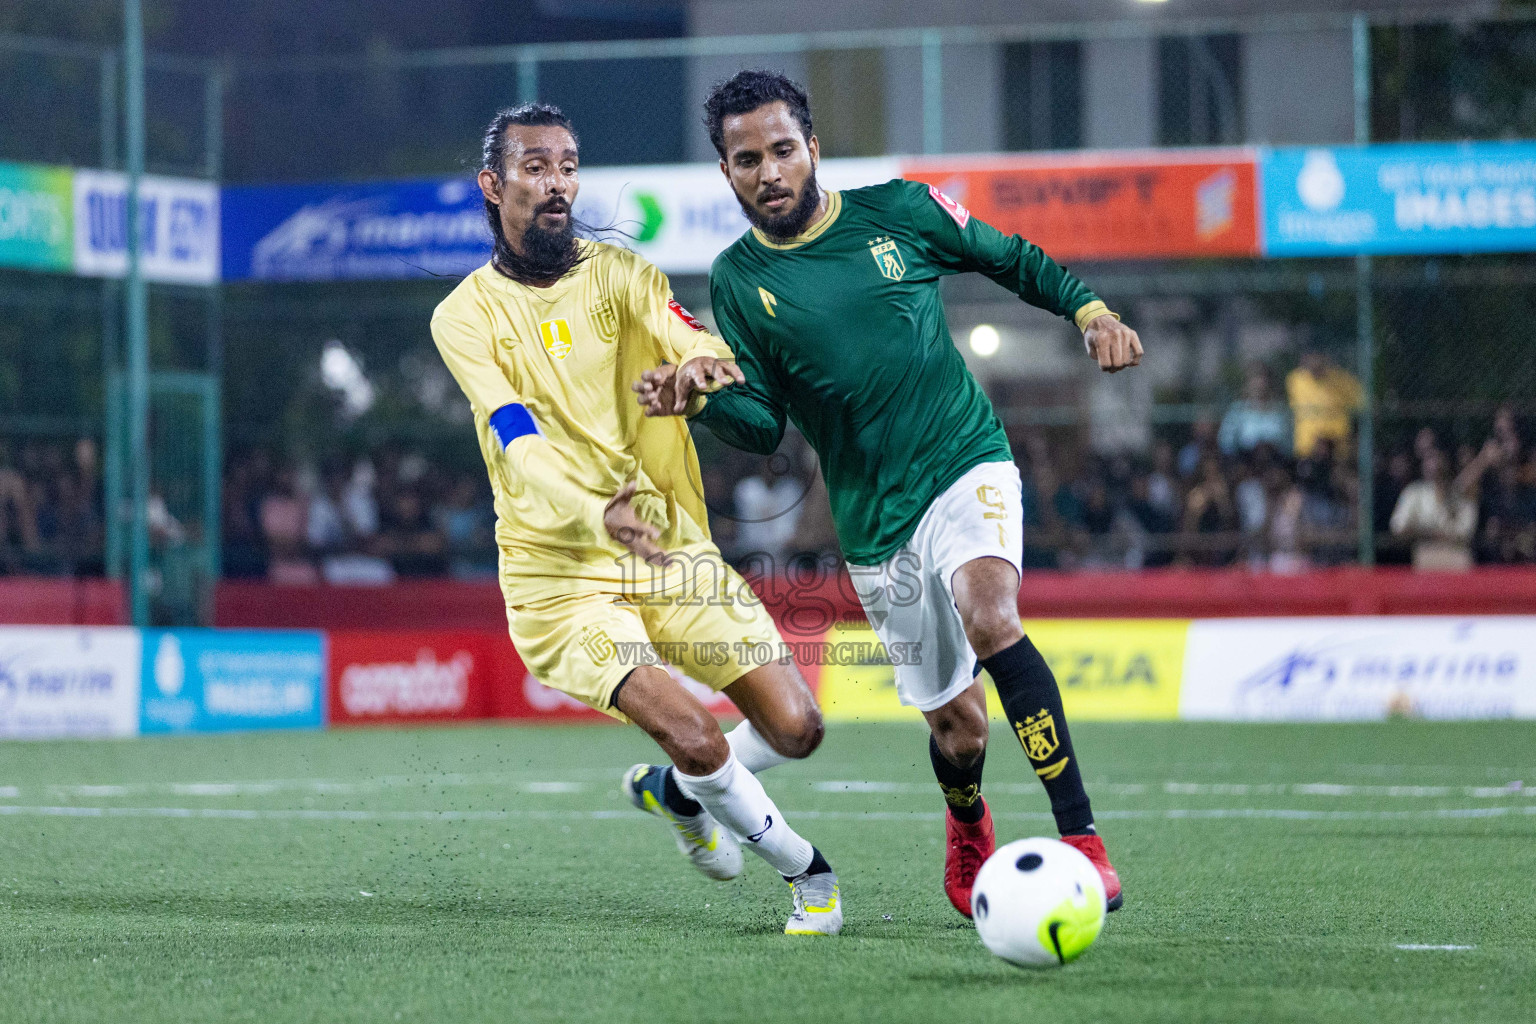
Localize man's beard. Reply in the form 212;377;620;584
737;171;823;242
489;197;584;284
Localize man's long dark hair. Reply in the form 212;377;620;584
480;103;593;284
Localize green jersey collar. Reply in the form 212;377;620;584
750;190;842;251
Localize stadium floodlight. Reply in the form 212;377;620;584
968;324;1001;357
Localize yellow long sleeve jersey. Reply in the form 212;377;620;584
431;240;732;603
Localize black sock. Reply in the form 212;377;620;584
661;766;703;817
929;734;987;824
783;846;832;882
982;636;1095;835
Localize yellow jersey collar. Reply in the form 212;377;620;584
750;190;842;251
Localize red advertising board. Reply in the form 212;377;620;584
328;630;505;725
902;149;1259;261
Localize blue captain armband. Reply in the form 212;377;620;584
489;402;539;449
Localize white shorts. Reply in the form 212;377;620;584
847;460;1024;712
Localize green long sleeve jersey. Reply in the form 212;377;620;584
696;178;1106;566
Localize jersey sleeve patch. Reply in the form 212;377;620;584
668;298;706;332
927;185;971;229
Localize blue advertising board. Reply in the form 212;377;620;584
221;177;490;281
1261;142;1536;256
140;630;325;734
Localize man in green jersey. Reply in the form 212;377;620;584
635;70;1140;917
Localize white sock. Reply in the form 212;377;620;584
726;719;793;774
675;753;814;878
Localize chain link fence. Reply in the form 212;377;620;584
5;13;1536;617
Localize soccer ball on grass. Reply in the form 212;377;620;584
970;837;1106;968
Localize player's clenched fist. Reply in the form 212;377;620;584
632;356;743;416
1083;314;1144;373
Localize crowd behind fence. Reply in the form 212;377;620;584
6;400;1533;584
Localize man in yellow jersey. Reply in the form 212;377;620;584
430;104;840;935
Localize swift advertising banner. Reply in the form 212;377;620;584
0;162;74;272
902;150;1260;261
1261;142;1536;256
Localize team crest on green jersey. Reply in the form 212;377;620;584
868;236;906;281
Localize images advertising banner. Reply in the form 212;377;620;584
1179;616;1536;721
817;619;1189;723
1261;142;1536;256
901;150;1260;261
0;161;74;272
0;627;141;738
72;170;220;284
140;630;325;734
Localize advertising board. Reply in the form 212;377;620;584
0;627;140;738
140;630;325;734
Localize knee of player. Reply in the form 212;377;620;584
667;718;731;777
936;722;988;769
773;709;824;760
962;604;1024;657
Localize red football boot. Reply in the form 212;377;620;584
1062;832;1123;912
943;798;995;919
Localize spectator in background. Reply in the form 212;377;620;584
1390;447;1477;571
1219;368;1291;457
260;466;317;584
434;473;496;579
1177;419;1217;478
1146;440;1181;526
1182;454;1237;566
1287;349;1362;458
732;454;804;565
375;485;446;577
1374;450;1416;566
0;441;40;571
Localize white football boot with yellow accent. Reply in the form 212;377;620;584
622;763;743;881
785;870;843;936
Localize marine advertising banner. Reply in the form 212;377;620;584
1260;143;1536;256
0;161;74;272
72;170;220;284
220;158;901;282
0;627;141;738
140;630;325;734
901;150;1260;261
1179;616;1536;721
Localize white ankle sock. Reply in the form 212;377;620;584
726;720;793;774
675;753;813;877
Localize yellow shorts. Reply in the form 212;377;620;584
505;555;787;722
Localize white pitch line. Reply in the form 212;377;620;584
0;804;1533;824
811;780;1530;799
1395;944;1476;951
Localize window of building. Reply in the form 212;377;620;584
1158;34;1243;146
1002;41;1083;151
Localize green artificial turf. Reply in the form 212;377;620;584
1;720;1532;1023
